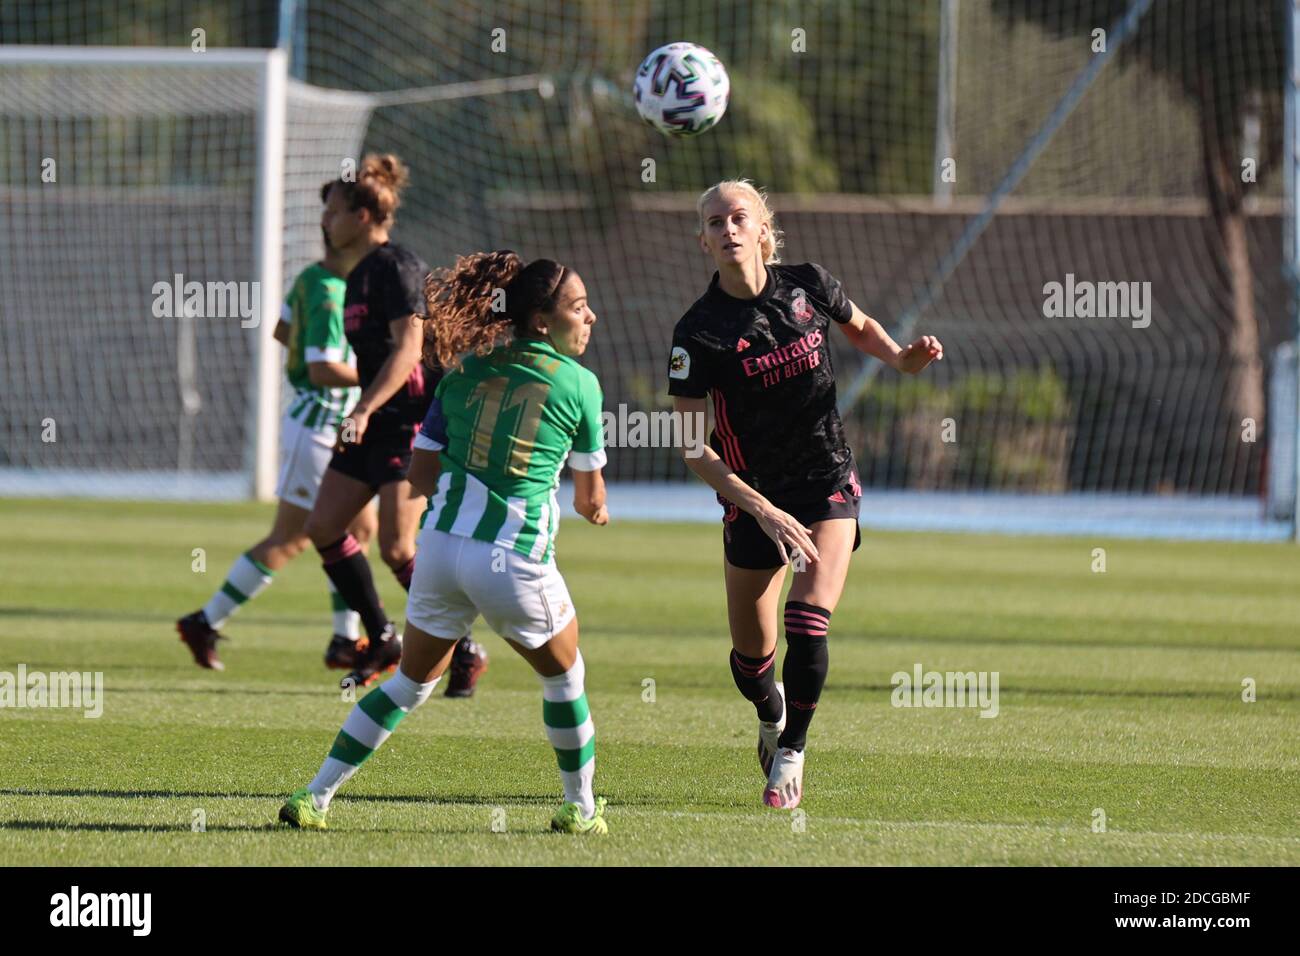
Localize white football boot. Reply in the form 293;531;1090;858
757;681;786;777
763;746;805;809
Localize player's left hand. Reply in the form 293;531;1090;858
895;335;943;374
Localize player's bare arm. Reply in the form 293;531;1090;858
406;447;441;497
307;360;360;388
672;395;819;564
344;313;423;442
571;466;608;525
838;302;943;374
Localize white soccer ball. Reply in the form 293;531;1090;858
633;42;730;137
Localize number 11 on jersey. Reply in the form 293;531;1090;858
466;376;550;477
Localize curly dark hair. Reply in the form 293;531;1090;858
422;250;569;370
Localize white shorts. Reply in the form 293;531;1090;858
405;527;576;649
275;412;337;510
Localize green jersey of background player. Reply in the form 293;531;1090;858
282;263;359;431
282;251;611;835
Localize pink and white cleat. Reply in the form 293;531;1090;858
762;747;805;809
758;682;786;777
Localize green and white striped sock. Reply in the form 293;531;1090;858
541;651;595;819
328;581;361;639
307;669;438;808
202;552;273;629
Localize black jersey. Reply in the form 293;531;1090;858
342;242;437;427
667;262;857;503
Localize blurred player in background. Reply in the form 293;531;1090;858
176;184;378;672
668;179;943;809
303;154;488;693
280;250;610;834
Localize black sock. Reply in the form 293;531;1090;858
730;649;783;724
778;601;830;751
317;535;388;640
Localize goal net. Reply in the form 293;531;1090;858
0;46;370;498
1;0;1295;540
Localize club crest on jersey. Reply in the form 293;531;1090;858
736;337;751;352
791;289;814;322
669;346;691;379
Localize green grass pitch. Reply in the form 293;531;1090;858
2;497;1298;865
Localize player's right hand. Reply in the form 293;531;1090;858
576;499;608;525
755;505;819;565
336;405;371;451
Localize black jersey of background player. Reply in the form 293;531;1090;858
343;242;437;427
667;262;857;502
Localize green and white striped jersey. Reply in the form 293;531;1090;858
416;337;606;563
282;262;358;431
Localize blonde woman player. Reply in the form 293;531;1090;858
280;250;611;834
668;179;943;809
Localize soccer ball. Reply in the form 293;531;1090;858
633;42;730;137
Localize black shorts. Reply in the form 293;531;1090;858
720;475;863;570
328;421;417;491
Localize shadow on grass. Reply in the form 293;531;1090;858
10;605;1297;655
627;679;1300;703
0;787;683;808
2;821;633;839
0;819;490;837
0;682;345;696
832;683;1300;702
0;606;334;630
106;685;331;698
0;820;274;833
